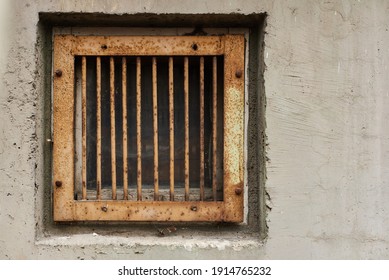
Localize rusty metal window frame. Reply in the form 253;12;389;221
53;35;245;222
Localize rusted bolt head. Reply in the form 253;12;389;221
55;181;62;187
55;69;62;77
235;187;243;195
101;206;108;212
235;70;243;78
191;43;198;51
101;44;108;50
190;205;198;211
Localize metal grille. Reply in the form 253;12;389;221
76;56;224;202
53;35;244;222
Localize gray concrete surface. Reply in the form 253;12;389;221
1;0;389;259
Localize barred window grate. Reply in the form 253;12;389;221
75;56;224;202
53;35;244;222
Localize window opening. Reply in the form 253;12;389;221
75;56;224;202
53;35;244;222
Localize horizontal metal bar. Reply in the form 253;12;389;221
70;200;226;222
57;35;225;56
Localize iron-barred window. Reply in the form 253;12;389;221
53;35;245;222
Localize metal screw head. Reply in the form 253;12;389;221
101;44;108;50
55;69;62;77
190;205;198;211
191;43;198;51
235;70;243;78
55;181;62;187
235;187;243;195
101;206;108;212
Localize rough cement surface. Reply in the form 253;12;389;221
264;0;389;259
1;0;389;259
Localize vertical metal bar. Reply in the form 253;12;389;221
199;57;205;201
122;57;128;200
184;57;189;201
152;57;159;201
169;57;174;201
212;56;217;201
110;57;117;200
96;57;102;200
81;56;87;200
136;57;142;201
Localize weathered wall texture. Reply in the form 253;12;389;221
1;0;389;259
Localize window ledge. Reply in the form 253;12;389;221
35;233;264;251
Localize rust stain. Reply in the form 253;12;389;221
152;57;159;201
110;57;117;200
136;57;142;201
122;57;128;200
70;35;225;56
184;57;190;201
96;57;102;200
199;56;205;201
53;35;76;221
169;57;175;202
223;35;245;222
212;56;218;201
81;56;87;200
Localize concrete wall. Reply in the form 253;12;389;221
1;0;389;259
